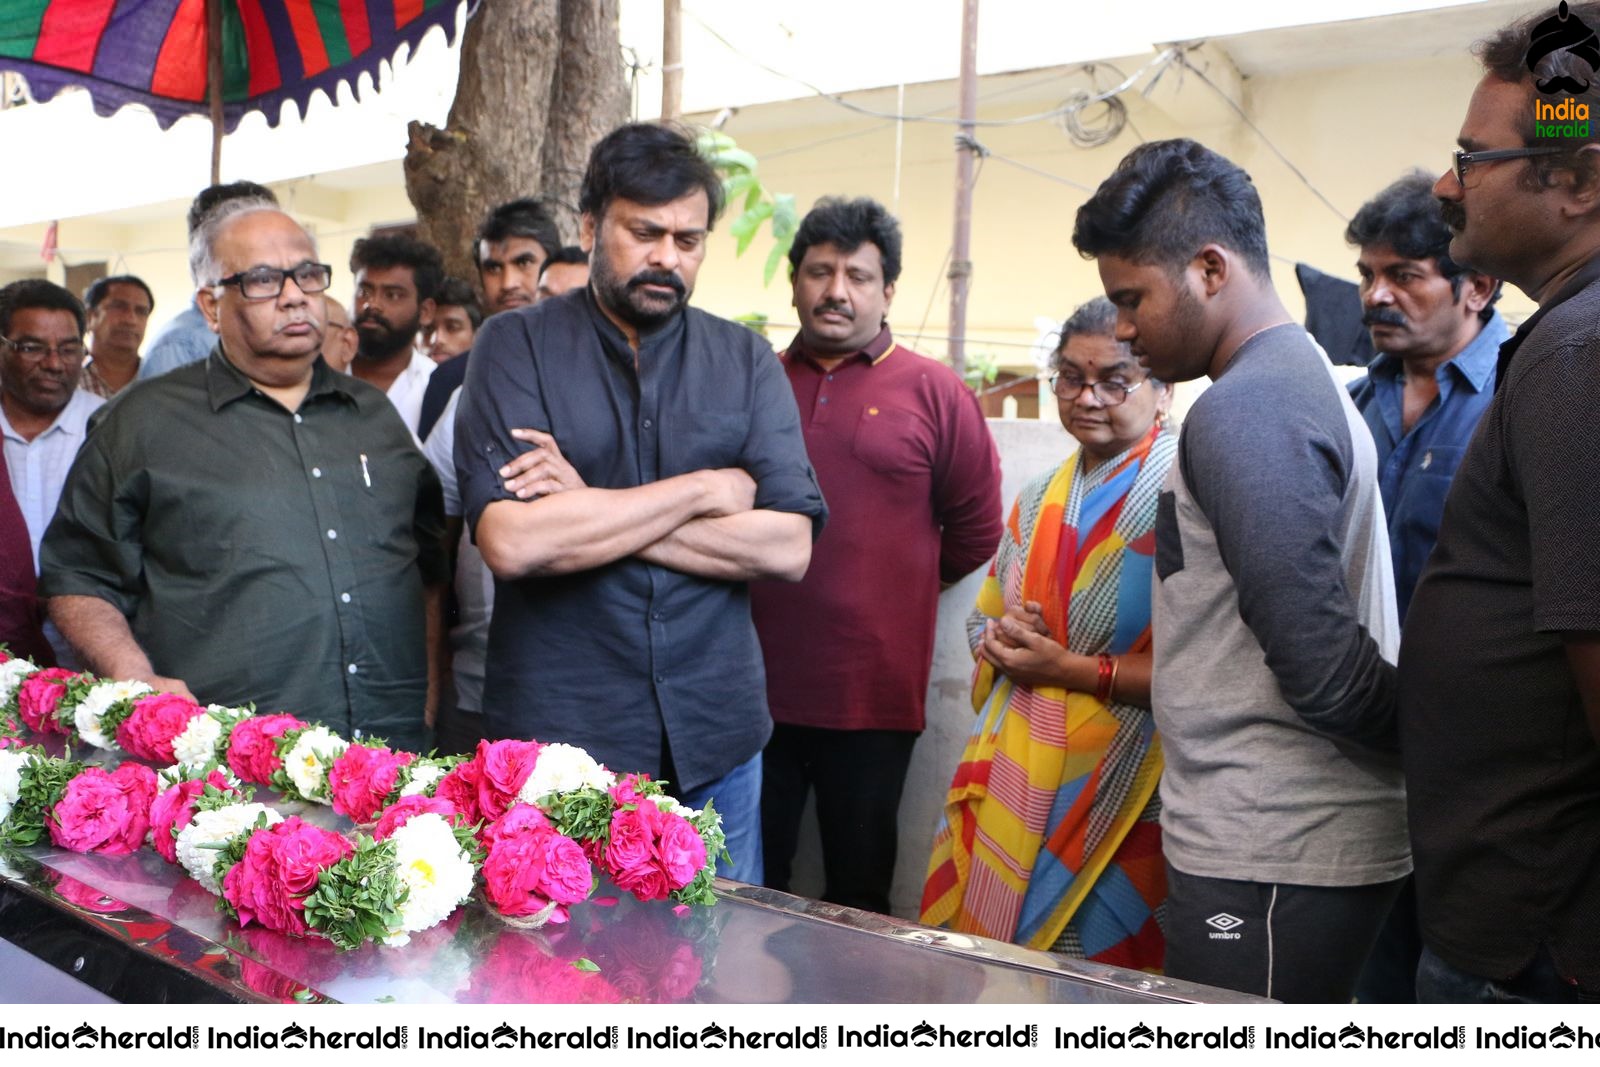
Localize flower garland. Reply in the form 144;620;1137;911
0;649;729;953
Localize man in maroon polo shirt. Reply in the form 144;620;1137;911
751;197;1003;914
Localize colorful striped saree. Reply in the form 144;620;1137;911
921;424;1175;968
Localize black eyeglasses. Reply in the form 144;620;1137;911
215;261;333;299
1452;146;1569;186
1049;374;1147;406
2;337;87;363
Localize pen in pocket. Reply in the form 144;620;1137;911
360;453;372;488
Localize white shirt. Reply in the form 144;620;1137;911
421;387;494;713
1;387;104;569
383;350;437;438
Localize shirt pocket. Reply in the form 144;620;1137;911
668;412;749;473
850;405;930;478
1397;445;1466;546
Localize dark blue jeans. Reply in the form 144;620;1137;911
1416;946;1597;1004
679;751;763;885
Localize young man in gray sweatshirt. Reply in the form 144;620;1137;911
1072;139;1409;1003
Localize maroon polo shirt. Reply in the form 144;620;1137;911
750;327;1002;732
0;458;52;665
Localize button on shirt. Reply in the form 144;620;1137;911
39;349;447;750
455;289;827;791
751;327;1002;732
1348;311;1505;621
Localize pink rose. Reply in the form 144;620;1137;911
222;817;352;936
148;770;235;864
481;808;592;920
18;668;79;736
328;744;415;823
474;739;543;821
656;811;708;890
115;692;204;764
372;794;462;841
609;772;653;807
48;763;159;855
225;713;305;784
434;759;483;823
603;803;660;878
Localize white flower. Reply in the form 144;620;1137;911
0;749;36;824
0;658;39;710
516;742;615;805
399;762;446;797
650;794;697;819
171;711;227;768
74;679;153;750
175;803;282;894
382;812;476;944
283;726;348;802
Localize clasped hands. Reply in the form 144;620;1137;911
980;599;1073;689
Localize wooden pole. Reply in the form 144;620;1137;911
947;0;978;377
207;0;224;184
661;0;682;121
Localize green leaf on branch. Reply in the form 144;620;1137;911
572;958;601;973
770;194;798;241
763;243;789;287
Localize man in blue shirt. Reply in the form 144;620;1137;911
1344;170;1505;1002
1347;172;1506;623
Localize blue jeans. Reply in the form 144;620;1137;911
1416;946;1596;1004
678;751;763;885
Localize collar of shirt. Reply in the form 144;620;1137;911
781;324;895;370
0;387;101;445
203;346;363;414
1496;254;1600;389
1365;309;1506;394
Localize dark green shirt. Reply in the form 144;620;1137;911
39;349;447;751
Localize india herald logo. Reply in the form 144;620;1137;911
1206;912;1243;940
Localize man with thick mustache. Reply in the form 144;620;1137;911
750;197;1001;914
456;123;827;882
40;201;446;751
1399;2;1600;1003
1343;174;1504;1003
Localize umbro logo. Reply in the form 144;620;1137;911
1206;912;1244;940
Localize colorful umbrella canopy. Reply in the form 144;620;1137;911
0;0;468;132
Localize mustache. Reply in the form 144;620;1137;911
1438;199;1467;232
277;313;322;334
1537;75;1592;95
356;310;393;330
814;300;853;319
1362;307;1408;328
627;270;686;297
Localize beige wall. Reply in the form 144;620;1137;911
0;48;1530;380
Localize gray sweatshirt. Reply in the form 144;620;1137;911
1152;324;1410;887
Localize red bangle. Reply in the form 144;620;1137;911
1095;653;1114;703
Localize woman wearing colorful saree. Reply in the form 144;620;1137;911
921;297;1175;970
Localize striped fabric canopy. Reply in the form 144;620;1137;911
0;0;467;131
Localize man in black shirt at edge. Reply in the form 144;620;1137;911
456;124;826;884
1402;1;1600;1002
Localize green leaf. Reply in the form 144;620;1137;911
572;958;601;973
730;201;774;257
763;243;789;287
770;194;799;241
722;171;758;205
709;147;760;174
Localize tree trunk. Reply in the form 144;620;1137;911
403;0;628;281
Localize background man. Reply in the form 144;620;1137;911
139;181;278;380
423;277;481;364
81;275;154;397
349;234;443;436
475;198;561;313
41;200;446;752
0;280;104;667
751;197;1001;914
537;246;591;302
1073;138;1408;1002
457;123;826;882
322;296;359;374
1344;171;1505;1002
1401;2;1600;1003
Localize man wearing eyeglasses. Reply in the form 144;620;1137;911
1399;2;1600;1004
749;197;1002;915
39;201;447;752
0;280;104;667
